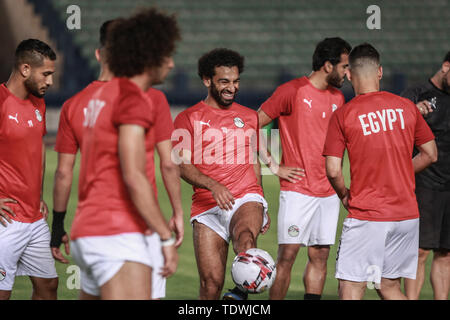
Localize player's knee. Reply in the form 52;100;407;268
0;290;12;300
200;275;224;294
33;277;58;299
308;246;330;264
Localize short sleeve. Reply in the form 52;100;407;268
414;106;435;146
112;86;153;129
152;91;174;143
54;101;78;154
260;83;297;119
323;108;346;158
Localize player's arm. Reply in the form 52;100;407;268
51;152;76;263
40;141;49;219
325;155;349;209
156;139;184;248
119;124;177;277
257;109;304;182
412;140;438;173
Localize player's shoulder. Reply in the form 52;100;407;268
275;77;306;94
174;101;203;121
232;102;257;116
0;84;10;104
380;91;416;108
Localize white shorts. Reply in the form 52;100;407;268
0;218;57;290
71;233;153;297
277;191;340;246
335;218;419;284
190;193;268;243
145;233;165;299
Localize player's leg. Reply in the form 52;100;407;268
79;290;100;300
0;290;11;300
404;248;431;299
229;201;264;254
29;276;58;300
303;194;339;299
193;221;229;300
303;245;330;298
431;249;450;300
16;219;58;300
100;261;152;300
269;243;301;300
338;280;366;300
376;278;407;300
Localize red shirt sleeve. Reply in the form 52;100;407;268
112;87;153;129
323;107;346;158
414;105;435;146
54;100;79;154
260;83;297;119
152;91;174;143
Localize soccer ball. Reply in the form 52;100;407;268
231;248;277;294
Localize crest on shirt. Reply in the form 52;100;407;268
332;104;338;112
234;117;244;128
35;109;43;122
288;225;300;237
0;268;6;281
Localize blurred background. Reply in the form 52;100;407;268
0;0;449;132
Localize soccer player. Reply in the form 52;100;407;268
323;43;437;300
173;48;270;300
51;19;184;300
69;8;181;300
258;37;351;300
401;51;450;300
0;39;58;300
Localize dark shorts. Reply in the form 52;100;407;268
416;187;450;250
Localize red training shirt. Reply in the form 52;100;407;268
261;76;345;197
0;83;47;223
323;91;435;221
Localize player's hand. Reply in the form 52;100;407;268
0;198;17;227
169;213;184;248
260;213;271;234
210;182;235;211
273;165;305;183
51;233;70;264
160;244;178;278
340;188;350;210
40;200;49;219
416;100;433;117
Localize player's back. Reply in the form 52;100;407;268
71;77;155;239
55;81;106;154
337;91;431;220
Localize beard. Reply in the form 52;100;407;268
210;82;236;107
24;77;46;98
327;69;344;88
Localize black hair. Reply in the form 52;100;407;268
198;48;244;79
99;20;115;47
312;37;351;71
444;51;450;63
106;7;181;78
348;43;380;68
14;39;56;69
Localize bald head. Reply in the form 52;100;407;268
348;43;380;76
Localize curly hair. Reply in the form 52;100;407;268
198;48;244;79
105;7;180;77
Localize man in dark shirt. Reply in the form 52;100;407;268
401;51;450;300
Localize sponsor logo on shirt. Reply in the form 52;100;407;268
199;120;211;127
8;113;19;124
303;98;313;109
429;97;437;109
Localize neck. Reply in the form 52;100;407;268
128;73;152;92
97;65;114;82
5;72;29;100
351;76;379;96
430;71;442;91
308;70;329;90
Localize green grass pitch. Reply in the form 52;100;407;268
10;148;435;300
